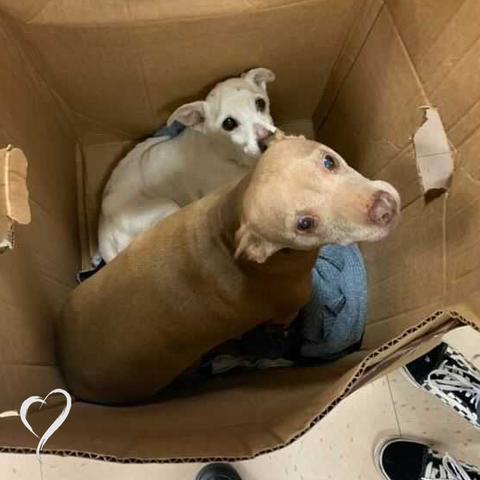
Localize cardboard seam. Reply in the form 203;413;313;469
1;18;77;145
70;109;137;141
124;0;156;129
428;29;480;99
451;121;480;155
460;167;480;186
399;194;422;213
33;266;75;291
446;187;480;220
447;95;480;143
452;234;480;263
3;148;11;220
385;10;429;104
23;0;329;28
370;144;413;178
441;193;448;301
23;0;56;23
312;0;379;128
315;0;385;132
386;1;468;80
75;145;91;269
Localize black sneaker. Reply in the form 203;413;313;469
403;342;480;432
195;463;243;480
375;438;480;480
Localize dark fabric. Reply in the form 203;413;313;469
77;259;106;283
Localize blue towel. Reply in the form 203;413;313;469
151;121;186;138
298;244;368;361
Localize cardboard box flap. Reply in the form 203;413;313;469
413;107;455;194
0;146;30;248
0;309;475;462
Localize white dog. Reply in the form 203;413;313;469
98;68;276;263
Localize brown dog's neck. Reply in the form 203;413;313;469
211;174;319;277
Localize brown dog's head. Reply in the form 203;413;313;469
235;132;401;263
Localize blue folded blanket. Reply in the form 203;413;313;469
78;123;368;367
298;243;367;361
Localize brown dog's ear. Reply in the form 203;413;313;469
242;68;275;91
167;101;207;130
234;223;279;264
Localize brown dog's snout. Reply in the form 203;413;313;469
368;191;398;226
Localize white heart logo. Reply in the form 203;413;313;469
20;389;72;464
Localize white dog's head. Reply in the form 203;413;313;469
167;68;276;165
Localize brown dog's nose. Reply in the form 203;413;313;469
369;191;398;226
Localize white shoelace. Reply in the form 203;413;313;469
422;453;475;480
426;362;480;410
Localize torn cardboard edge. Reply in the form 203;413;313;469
0;309;475;464
0;145;31;252
413;107;455;195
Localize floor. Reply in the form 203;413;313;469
1;326;479;480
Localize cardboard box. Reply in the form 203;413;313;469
0;0;478;463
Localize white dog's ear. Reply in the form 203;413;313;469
167;101;207;129
242;68;275;91
234;222;279;264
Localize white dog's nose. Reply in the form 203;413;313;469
255;124;274;153
255;125;272;140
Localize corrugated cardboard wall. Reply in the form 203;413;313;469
316;0;480;341
385;0;480;317
0;14;78;411
2;0;363;145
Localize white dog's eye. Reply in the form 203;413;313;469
256;98;266;112
222;117;238;131
297;216;316;232
323;154;336;171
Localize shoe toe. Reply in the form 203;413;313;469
195;463;243;480
378;439;428;480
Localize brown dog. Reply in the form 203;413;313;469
56;132;400;405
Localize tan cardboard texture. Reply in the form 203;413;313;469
0;0;479;463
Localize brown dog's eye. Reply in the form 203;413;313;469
222;117;238;131
323;154;336;171
297;216;315;231
256;98;266;112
